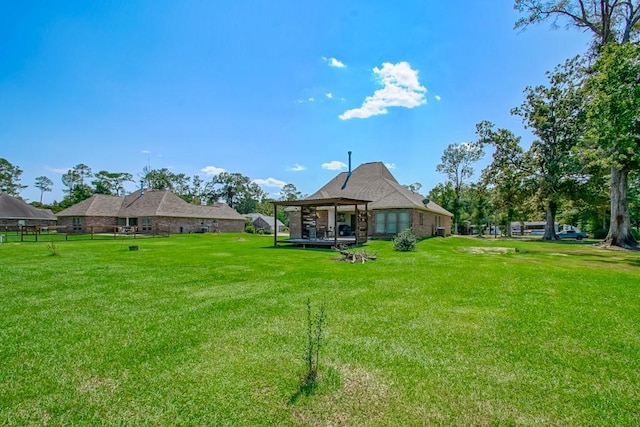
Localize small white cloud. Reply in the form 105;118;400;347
47;166;71;174
322;161;347;171
385;162;396;169
322;56;346;68
288;164;306;172
435;95;441;101
141;150;151;154
326;92;333;99
339;61;426;120
253;177;287;188
308;97;315;102
201;166;226;176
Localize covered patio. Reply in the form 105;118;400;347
272;197;371;248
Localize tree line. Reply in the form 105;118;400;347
428;1;640;249
0;160;303;224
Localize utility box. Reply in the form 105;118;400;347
437;227;446;237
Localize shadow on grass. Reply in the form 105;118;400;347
288;370;318;405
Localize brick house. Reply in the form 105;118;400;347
0;192;57;230
56;189;245;234
289;162;452;239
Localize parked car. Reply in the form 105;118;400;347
338;224;353;236
557;230;588;240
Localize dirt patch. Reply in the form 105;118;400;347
463;247;516;254
291;363;394;426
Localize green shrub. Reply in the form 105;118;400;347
393;228;417;251
245;224;255;234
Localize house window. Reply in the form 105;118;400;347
72;217;82;231
387;213;397;233
375;210;410;234
398;211;410;231
419;213;424;226
375;212;386;233
141;217;153;231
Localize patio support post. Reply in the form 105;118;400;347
355;204;359;245
333;203;338;248
273;203;278;247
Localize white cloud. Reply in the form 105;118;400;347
253;177;287;188
385;162;396;169
308;97;315;102
201;166;225;176
47;166;71;174
323;56;345;68
435;95;441;101
141;150;151;154
339;61;426;120
288;164;306;172
326;92;333;99
322;161;347;171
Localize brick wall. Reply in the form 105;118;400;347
289;210;302;238
369;209;452;238
57;216;244;234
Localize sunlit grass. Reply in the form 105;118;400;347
0;234;638;425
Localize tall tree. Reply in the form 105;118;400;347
468;182;492;236
436;142;484;233
171;173;191;200
584;43;640;247
62;164;94;204
279;183;303;201
204;172;266;213
34;176;54;203
74;164;93;186
515;0;640;51
403;182;423;194
629;172;640;233
92;171;133;196
514;0;640;247
428;182;456;215
511;58;586;240
142;167;174;191
189;175;205;205
0;158;27;197
476;121;528;237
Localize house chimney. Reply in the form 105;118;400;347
341;151;353;190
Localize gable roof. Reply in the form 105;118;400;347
57;190;245;220
307;162;452;216
0;192;57;220
246;213;285;228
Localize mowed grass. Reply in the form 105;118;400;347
0;234;638;426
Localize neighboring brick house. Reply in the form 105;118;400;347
0;192;57;230
246;213;286;233
290;162;452;239
56;189;245;234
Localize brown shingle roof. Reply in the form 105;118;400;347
307;162;452;216
57;190;245;220
0;192;57;220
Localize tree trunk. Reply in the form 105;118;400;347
605;166;638;249
542;200;559;241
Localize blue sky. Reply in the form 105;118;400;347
1;1;591;203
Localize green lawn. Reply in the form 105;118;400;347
1;234;638;426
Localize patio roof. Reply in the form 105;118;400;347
273;197;371;247
273;197;371;207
